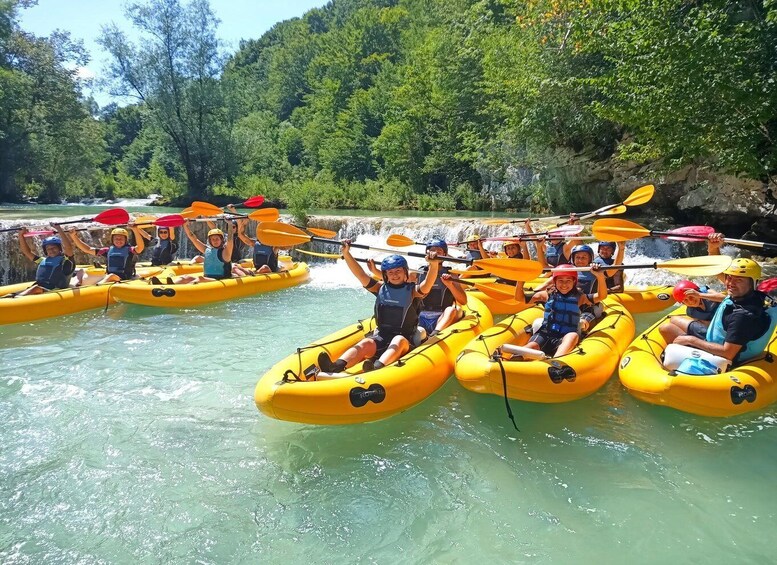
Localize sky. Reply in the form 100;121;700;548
18;0;328;106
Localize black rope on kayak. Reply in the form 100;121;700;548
493;352;520;432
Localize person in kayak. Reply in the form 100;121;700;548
514;263;607;357
69;226;145;283
235;218;281;274
8;225;77;297
464;234;487;260
535;214;580;269
172;223;236;284
594;241;625;292
317;243;441;374
417;239;467;337
149;226;178;266
658;280;725;343
672;256;773;365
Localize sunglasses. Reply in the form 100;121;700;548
158;230;169;234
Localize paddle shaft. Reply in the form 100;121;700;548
655;229;777;251
313;235;471;264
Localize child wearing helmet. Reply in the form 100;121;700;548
150;225;178;266
514;263;608;357
593;241;625;292
317;241;442;374
535;214;580;269
235;218;282;274
173;221;236;284
417;239;467;337
69;225;145;283
658;280;724;343
464;234;487;261
8;224;77;297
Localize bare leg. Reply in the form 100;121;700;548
659;321;685;345
554;333;580;357
377;335;410;366
433;306;462;333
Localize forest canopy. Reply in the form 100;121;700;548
1;0;775;214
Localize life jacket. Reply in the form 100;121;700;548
252;242;278;271
541;288;581;336
204;245;231;278
230;232;245;263
107;245;135;279
545;241;568;267
576;270;598;295
465;248;484;261
35;255;69;290
686;285;718;322
593;255;619;290
374;281;419;336
418;265;454;312
705;295;776;363
151;239;177;266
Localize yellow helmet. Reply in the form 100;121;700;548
723;258;761;280
110;228;129;238
207;228;224;238
503;239;519;249
469;234;481;241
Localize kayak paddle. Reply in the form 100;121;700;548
385;225;583;248
557;184;654;226
482;205;627;226
592;219;777;252
544;255;733;277
55;208;131;226
188;208;281;223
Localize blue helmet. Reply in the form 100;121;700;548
425;238;448;254
380;254;408;278
42;236;63;251
571;244;594;262
598;241;616;251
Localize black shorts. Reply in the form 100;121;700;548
369;329;414;359
687;320;709;340
528;330;566;356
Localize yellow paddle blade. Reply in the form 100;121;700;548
386;234;415;247
623;184;655;207
461;280;518;301
481;219;511;226
471;258;544;282
306;227;338;238
592;218;650;241
656;255;732;276
598;205;627;216
294;248;342;259
256;222;312;247
247;208;280;222
191;201;224;216
180;207;198;219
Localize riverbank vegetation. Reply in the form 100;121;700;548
1;0;775;211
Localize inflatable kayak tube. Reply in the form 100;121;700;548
454;297;635;403
1;282;119;325
618;305;777;417
254;296;493;425
466;280;673;316
109;262;310;308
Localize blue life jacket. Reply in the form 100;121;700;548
577;270;598;295
35;255;69;290
545;241;568;267
686;286;718;322
375;281;419;336
465;248;483;261
593;255;619;290
204;246;231;278
542;289;581;336
107;245;135;279
151;239;177;266
706;296;777;363
253;242;278;271
418;265;453;312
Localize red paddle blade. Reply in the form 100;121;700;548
242;195;265;207
666;225;715;242
93;208;130;225
23;230;56;237
153;214;186;228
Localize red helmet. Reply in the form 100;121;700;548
672;280;700;302
551;264;578;282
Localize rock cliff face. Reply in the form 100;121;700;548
541;147;777;250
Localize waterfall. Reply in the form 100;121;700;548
0;212;726;288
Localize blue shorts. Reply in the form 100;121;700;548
419;311;443;333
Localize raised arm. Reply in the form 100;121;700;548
68;228;98;256
222;222;235;260
236;218;254;247
591;264;608;303
17;227;36;262
342;240;375;287
183;221;206;254
129;226;145;254
416;252;440;297
53;223;75;257
442;273;468;304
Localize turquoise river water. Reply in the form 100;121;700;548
1;207;777;563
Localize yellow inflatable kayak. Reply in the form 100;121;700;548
254;296;493;425
618;305;777;417
466;282;673;315
454;297;635;402
1;281;126;325
109;262;310;308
